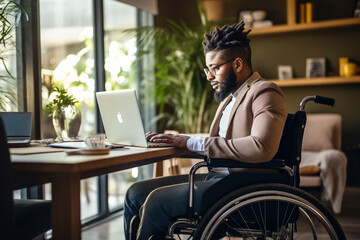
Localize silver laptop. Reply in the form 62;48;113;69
96;89;171;148
0;112;32;147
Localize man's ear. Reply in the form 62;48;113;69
234;58;244;72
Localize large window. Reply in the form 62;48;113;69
39;0;99;220
36;0;154;223
4;0;154;226
0;1;21;112
40;0;95;139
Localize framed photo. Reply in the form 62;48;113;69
354;0;360;18
306;58;326;78
278;65;293;80
238;10;253;28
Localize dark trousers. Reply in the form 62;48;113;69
123;172;226;240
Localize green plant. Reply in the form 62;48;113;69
132;1;218;133
0;0;28;110
45;87;78;117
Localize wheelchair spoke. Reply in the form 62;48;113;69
236;208;257;239
250;203;266;237
264;199;267;235
283;203;297;228
228;213;242;231
257;201;266;236
277;200;280;236
280;202;290;228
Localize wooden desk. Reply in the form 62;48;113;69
11;144;189;240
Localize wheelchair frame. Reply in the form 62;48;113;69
165;95;345;240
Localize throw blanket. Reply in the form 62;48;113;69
301;150;347;213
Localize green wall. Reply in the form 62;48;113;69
249;27;360;150
281;85;360;149
156;0;360;150
156;0;360;184
250;28;360;79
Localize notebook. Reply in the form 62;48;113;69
96;89;171;148
0;112;32;147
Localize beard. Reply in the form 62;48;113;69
214;69;237;102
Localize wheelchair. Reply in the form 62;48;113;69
133;95;346;240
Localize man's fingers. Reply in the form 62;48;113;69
151;138;170;143
149;134;166;141
146;132;158;140
150;134;173;142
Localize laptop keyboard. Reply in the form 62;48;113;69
147;141;172;147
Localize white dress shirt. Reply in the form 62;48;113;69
186;83;247;174
186;82;246;153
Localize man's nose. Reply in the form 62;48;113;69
206;71;215;81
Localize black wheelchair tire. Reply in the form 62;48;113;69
193;183;346;240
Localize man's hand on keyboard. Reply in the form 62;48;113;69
146;132;190;149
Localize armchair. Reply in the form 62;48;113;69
299;113;347;214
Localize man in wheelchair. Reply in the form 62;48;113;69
124;22;345;240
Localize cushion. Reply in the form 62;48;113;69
299;165;320;175
299;175;322;187
302;114;342;151
14;199;52;239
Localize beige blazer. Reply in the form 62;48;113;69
204;72;288;167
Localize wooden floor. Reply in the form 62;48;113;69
335;187;360;240
82;187;360;240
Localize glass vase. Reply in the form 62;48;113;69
52;105;81;141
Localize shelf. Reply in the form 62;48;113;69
270;75;360;87
248;18;360;36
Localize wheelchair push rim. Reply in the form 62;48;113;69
194;183;345;240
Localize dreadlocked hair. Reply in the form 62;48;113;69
202;22;252;65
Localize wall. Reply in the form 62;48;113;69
249;28;360;149
155;0;200;28
156;0;360;184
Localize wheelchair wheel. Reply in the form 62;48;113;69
193;183;345;240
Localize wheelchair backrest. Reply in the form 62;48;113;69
273;111;307;167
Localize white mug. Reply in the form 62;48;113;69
84;134;106;149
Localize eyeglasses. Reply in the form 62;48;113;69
204;57;237;77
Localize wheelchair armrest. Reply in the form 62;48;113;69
207;158;286;169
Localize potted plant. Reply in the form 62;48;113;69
46;87;81;141
131;1;222;134
0;0;28;110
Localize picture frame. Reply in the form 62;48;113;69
306;58;326;78
238;10;253;28
354;0;360;18
278;65;293;80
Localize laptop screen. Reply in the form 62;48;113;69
0;112;32;137
96;89;148;147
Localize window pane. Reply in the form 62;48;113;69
103;1;155;210
104;0;137;91
103;0;138;210
40;0;95;139
0;1;21;112
39;0;98;220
